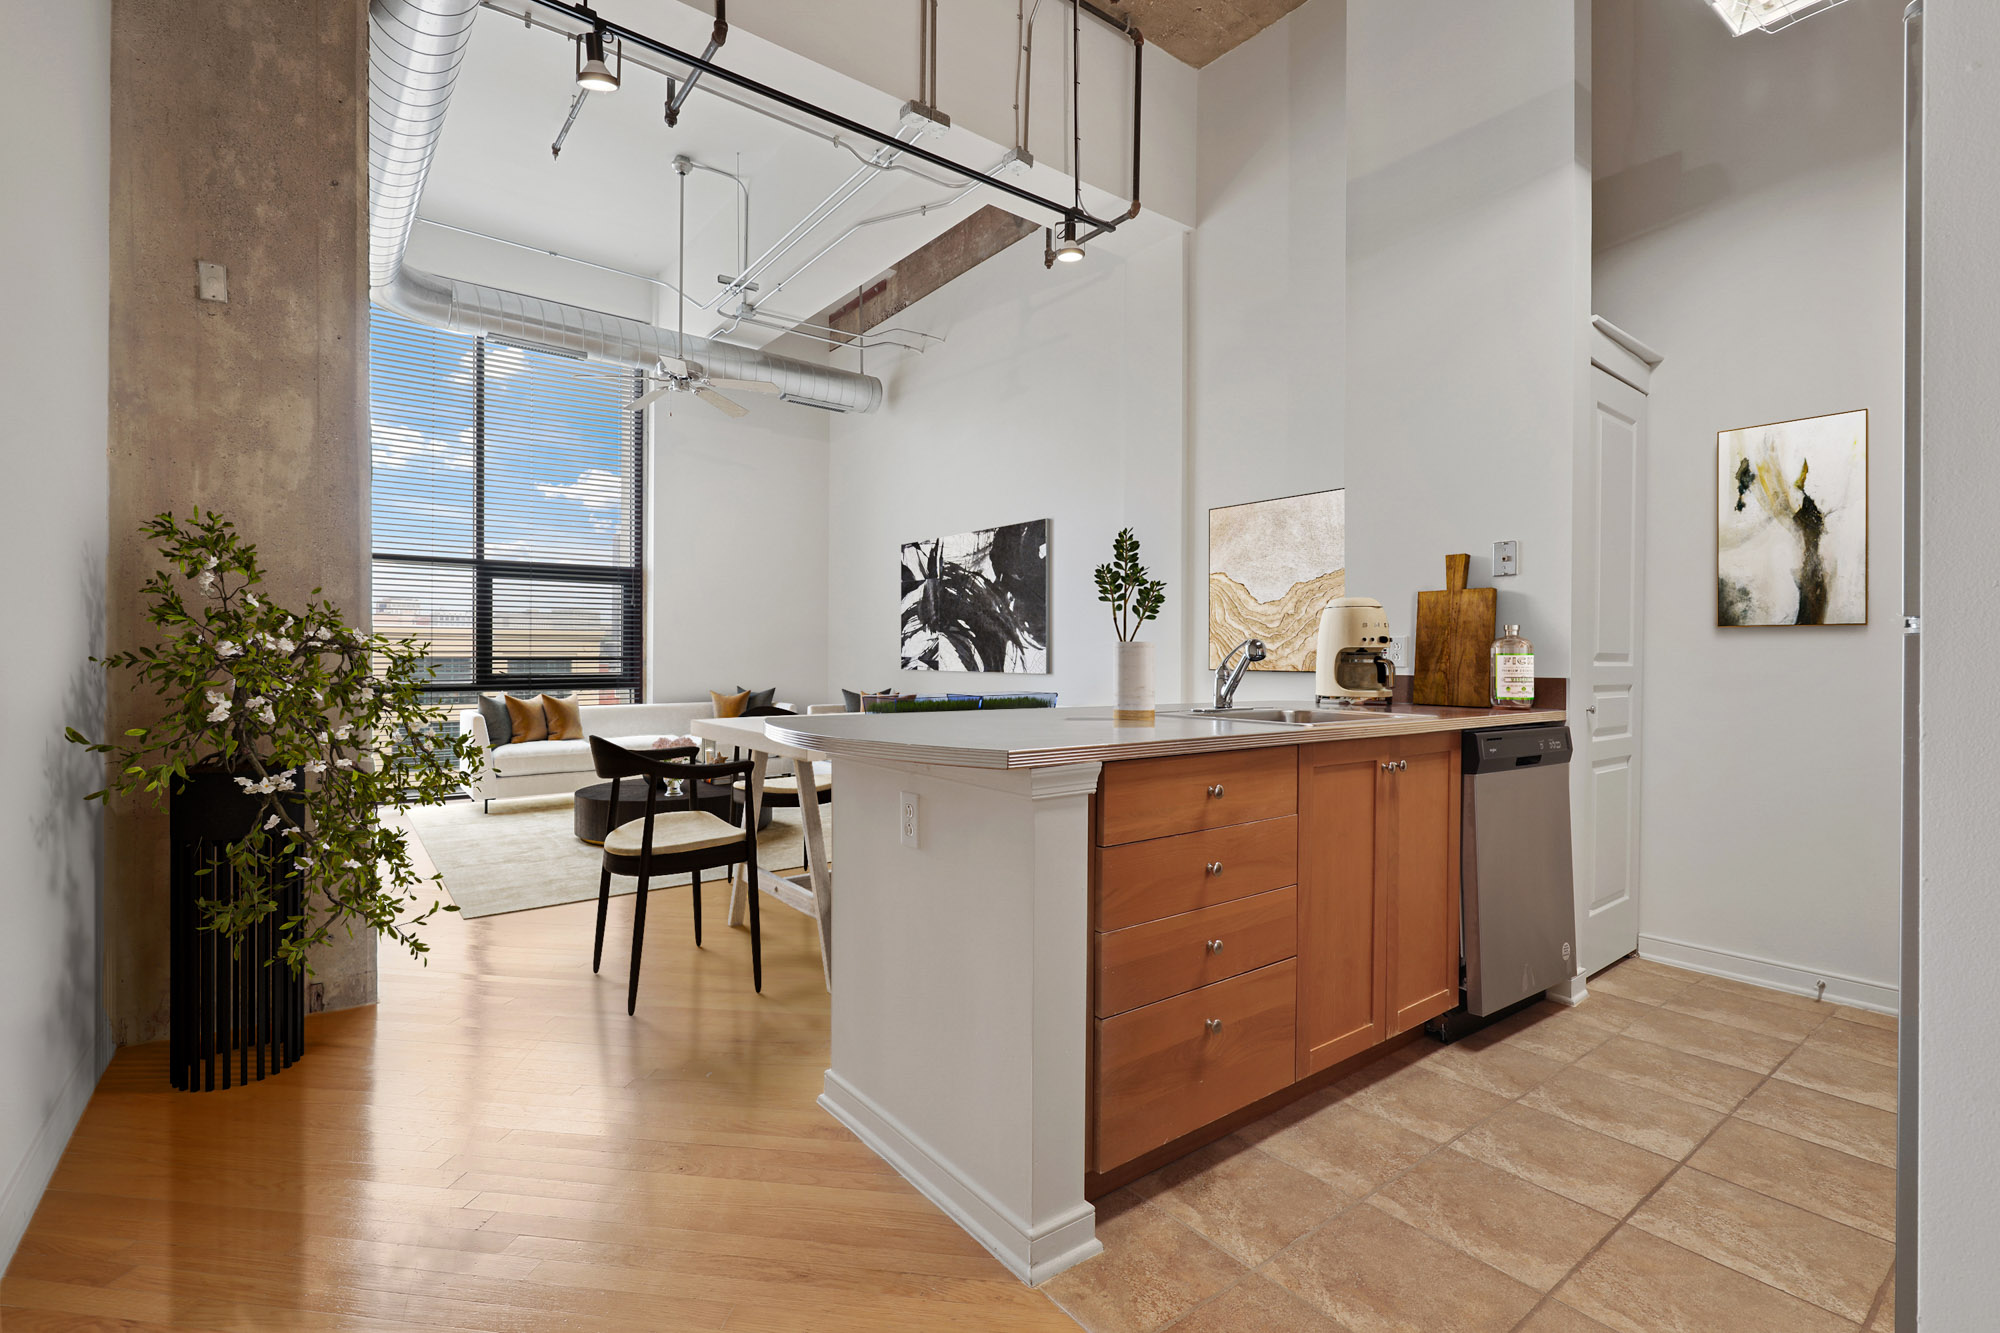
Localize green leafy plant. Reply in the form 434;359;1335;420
68;510;483;973
1094;528;1168;643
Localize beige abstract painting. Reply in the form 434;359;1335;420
1208;489;1346;671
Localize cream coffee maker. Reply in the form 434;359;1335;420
1315;597;1396;703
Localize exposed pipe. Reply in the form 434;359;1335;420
664;0;726;126
368;0;884;411
549;86;591;158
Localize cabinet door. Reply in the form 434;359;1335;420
1297;743;1387;1075
1386;743;1462;1034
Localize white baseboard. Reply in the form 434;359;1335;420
0;1038;111;1271
1637;933;1899;1015
819;1070;1101;1286
1545;974;1588;1006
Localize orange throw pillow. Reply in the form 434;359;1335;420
541;694;583;740
710;689;751;718
503;694;548;743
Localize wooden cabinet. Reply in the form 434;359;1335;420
1088;732;1463;1179
1297;733;1462;1077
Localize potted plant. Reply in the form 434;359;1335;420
1094;528;1168;724
69;511;481;1090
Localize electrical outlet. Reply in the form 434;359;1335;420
1494;540;1519;577
899;791;920;849
1386;636;1412;671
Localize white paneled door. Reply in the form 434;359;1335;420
1576;362;1648;976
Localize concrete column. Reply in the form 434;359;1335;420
106;0;372;1044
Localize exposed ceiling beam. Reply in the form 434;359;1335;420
806;205;1040;342
1092;0;1310;68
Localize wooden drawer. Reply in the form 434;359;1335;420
1096;887;1297;1018
1096;817;1298;931
1097;748;1298;846
1093;959;1298;1170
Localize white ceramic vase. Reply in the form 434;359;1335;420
1114;640;1155;724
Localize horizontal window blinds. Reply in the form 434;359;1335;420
370;309;644;716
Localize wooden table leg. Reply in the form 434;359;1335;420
728;751;768;928
793;761;834;991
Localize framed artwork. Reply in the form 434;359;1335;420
900;519;1049;672
1717;409;1868;627
1208;488;1347;671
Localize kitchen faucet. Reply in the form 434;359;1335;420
1213;638;1267;710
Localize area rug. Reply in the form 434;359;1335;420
404;795;830;919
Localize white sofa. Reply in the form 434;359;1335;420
457;700;795;810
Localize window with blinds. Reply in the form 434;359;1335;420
369;308;645;727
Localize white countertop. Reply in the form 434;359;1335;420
763;701;1568;769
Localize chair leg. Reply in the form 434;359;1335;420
593;866;612;973
691;867;703;947
748;868;763;993
627;871;651;1016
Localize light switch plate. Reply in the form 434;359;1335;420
899;791;920;849
1494;540;1519;577
197;260;228;303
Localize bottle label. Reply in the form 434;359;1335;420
1495;653;1535;702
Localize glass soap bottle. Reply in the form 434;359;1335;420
1492;625;1534;709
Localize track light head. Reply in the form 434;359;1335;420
577;28;621;92
1052;221;1085;264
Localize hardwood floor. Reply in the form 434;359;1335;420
2;836;1080;1331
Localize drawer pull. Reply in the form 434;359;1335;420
1205;1018;1224;1034
1206;938;1225;954
1207;783;1225;798
1205;861;1224;876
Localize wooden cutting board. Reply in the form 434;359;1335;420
1413;554;1497;708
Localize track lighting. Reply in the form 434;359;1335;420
576;27;621;92
1703;0;1852;34
1050;222;1085;265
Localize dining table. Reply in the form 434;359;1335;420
689;713;834;989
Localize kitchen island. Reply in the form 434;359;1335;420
763;700;1565;1284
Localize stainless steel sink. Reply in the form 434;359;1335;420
1169;707;1437;727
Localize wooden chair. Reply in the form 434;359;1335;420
726;705;833;826
587;736;761;1012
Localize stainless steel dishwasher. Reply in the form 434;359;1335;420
1430;723;1577;1043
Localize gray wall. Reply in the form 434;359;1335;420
1917;2;2000;1320
0;0;112;1269
1592;0;1904;1004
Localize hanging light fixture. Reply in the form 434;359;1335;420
576;26;622;92
1704;0;1853;34
1052;222;1086;264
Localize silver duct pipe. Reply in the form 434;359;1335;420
377;268;884;411
366;0;884;412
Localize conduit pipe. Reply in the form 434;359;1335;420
367;0;883;411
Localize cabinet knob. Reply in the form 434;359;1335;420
1206;938;1225;954
1205;1018;1223;1034
1205;861;1224;876
1207;783;1225;798
1397;759;1408;771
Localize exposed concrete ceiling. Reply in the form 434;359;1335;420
1095;0;1311;68
806;206;1040;342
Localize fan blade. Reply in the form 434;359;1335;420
630;382;674;411
696;387;750;419
706;377;782;395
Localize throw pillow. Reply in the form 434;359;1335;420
710;689;751;718
541;693;583;740
504;693;549;744
736;685;777;712
477;693;514;746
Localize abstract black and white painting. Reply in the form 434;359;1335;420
900;519;1049;672
1717;409;1868;626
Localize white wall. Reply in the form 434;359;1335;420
825;230;1188;707
1184;0;1348;702
1918;3;2000;1321
0;0;112;1269
1343;0;1590;676
1592;0;1903;1001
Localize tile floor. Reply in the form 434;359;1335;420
1040;959;1898;1333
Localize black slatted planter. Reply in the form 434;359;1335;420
169;772;306;1091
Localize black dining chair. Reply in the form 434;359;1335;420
722;705;832;831
587;735;763;1012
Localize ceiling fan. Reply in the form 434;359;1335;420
629;154;777;420
631;356;778;419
